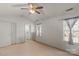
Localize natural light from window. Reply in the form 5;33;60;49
63;19;79;44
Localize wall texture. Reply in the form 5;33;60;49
36;17;66;49
0;16;32;47
35;10;79;53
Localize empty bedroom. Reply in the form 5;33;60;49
0;3;79;56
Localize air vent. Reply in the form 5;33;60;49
65;8;74;12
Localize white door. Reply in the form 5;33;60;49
25;24;31;40
0;21;11;47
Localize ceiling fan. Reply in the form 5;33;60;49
20;3;43;14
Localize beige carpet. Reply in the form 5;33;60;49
0;40;73;56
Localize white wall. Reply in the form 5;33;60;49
0;16;32;47
35;10;79;53
0;21;11;47
36;17;66;49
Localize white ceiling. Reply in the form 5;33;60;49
0;3;79;22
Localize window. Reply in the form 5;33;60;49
63;18;79;44
36;24;42;37
25;24;36;40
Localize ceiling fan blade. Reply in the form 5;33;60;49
21;8;28;9
36;6;43;9
35;11;40;14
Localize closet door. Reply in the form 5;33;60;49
0;21;11;47
11;23;16;44
16;23;25;43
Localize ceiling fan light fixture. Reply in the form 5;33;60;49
29;10;35;14
20;3;43;14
